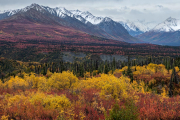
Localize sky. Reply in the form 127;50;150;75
0;0;180;26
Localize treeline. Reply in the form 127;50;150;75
25;56;180;77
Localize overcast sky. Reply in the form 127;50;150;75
0;0;180;25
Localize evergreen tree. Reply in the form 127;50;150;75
169;59;179;97
167;58;171;73
104;62;109;74
112;57;116;71
127;56;133;83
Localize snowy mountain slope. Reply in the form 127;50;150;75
70;10;104;24
119;20;144;36
0;9;20;20
41;6;90;24
151;17;180;32
118;19;156;36
133;21;149;32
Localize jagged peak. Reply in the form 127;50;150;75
72;9;81;12
21;3;44;12
103;17;112;22
30;3;40;7
54;7;72;14
55;7;66;10
82;11;92;15
165;17;177;22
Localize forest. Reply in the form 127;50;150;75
0;55;180;120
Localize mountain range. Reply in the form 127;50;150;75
0;3;140;43
0;3;180;46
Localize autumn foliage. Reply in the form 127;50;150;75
0;64;180;120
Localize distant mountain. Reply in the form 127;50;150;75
119;19;156;36
136;17;180;46
119;20;144;36
0;3;140;43
151;17;180;32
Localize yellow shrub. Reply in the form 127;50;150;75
77;74;132;99
121;66;128;71
131;80;139;91
133;63;168;76
43;94;71;110
37;76;48;91
84;72;91;79
1;115;9;120
46;70;53;77
24;73;49;90
24;73;39;88
29;92;71;110
161;87;168;98
140;81;145;93
5;91;71;111
113;69;123;75
28;92;46;104
48;71;78;90
4;76;28;90
175;66;179;72
5;93;28;107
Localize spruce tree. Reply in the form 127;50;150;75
127;56;133;83
104;62;109;74
169;59;179;97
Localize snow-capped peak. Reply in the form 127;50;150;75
70;9;82;15
83;11;93;16
21;3;44;12
30;3;39;6
70;10;103;24
53;7;73;17
0;3;44;17
103;17;112;22
166;17;176;22
119;19;151;32
55;7;71;15
119;20;138;31
151;17;180;32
